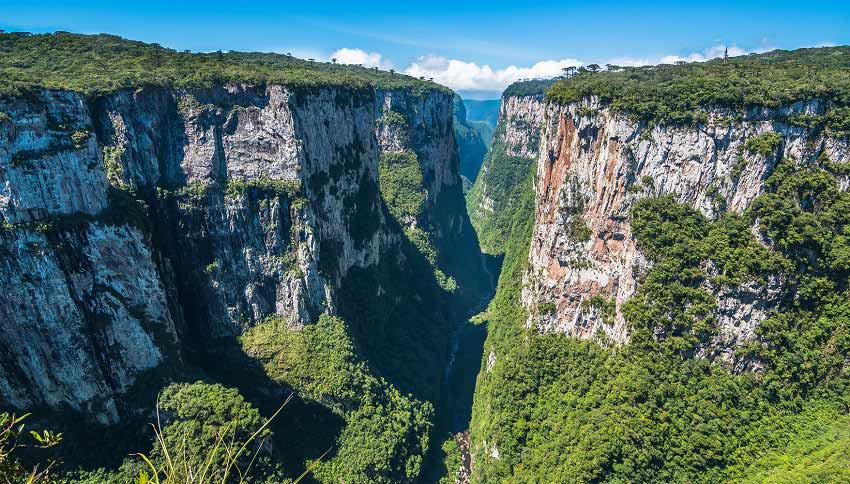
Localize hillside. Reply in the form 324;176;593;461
0;32;487;483
462;99;500;145
466;87;543;255
469;47;850;483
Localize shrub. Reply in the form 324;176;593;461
0;412;62;483
745;132;783;156
378;151;425;222
581;295;616;325
70;130;89;148
825;106;850;138
102;145;126;188
567;215;592;242
537;301;556;315
378;110;407;127
136;382;289;484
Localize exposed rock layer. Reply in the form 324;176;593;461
0;83;475;422
518;96;850;355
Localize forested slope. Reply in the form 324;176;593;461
469;47;850;483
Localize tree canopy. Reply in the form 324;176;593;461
547;46;850;127
0;32;446;96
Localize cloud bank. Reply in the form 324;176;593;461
325;43;774;93
580;44;771;69
329;48;393;70
402;55;582;92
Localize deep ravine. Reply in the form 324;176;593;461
426;251;497;484
5;32;850;484
0;32;492;483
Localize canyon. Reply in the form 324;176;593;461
2;33;850;484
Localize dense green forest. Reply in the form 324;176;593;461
466;46;850;483
470;152;850;483
496;47;850;131
547;46;850;129
0;32;444;96
466;122;537;255
0;32;481;484
1;165;469;484
4;30;850;484
501;79;555;98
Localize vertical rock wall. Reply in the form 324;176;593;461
0;82;475;422
521;97;850;354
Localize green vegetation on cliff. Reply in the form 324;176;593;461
379;151;426;221
466;123;537;255
469;156;850;483
455;99;500;183
243;315;433;484
502;79;555;98
0;32;446;96
0;412;62;483
453;95;489;183
1;52;482;484
546;46;850;129
143;382;285;483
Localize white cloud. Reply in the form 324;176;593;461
605;56;656;67
329;48;393;70
322;42;781;93
403;55;582;92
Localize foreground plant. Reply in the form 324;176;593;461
0;412;62;484
134;385;325;484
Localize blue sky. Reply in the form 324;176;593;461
2;0;848;98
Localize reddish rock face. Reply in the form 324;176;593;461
520;96;850;357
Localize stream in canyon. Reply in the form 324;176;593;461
427;253;501;483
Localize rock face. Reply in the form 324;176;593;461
497;94;545;160
0;90;108;223
453;95;488;183
0;223;175;424
519;96;850;354
466;94;544;254
0;83;473;423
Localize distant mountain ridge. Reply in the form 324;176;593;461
462;99;500;137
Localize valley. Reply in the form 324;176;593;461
1;31;850;484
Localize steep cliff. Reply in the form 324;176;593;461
452;95;488;184
523;98;849;358
466;89;548;255
0;32;487;482
469;48;850;483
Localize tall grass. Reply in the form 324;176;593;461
134;393;325;484
0;412;62;484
